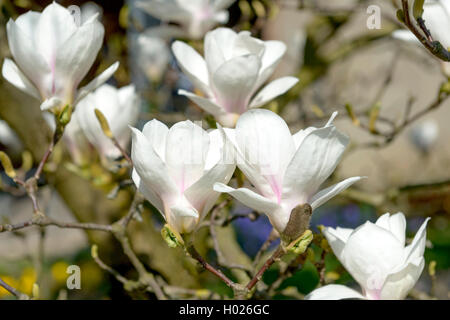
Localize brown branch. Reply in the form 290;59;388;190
187;244;236;289
246;245;285;291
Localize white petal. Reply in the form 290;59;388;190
130;126;179;206
323;226;355;261
172;41;210;94
2;58;40;99
233;31;265;58
204;27;237;74
405;217;430;262
132;169;165;216
40;97;63;111
255;40;286;88
310;176;365;210
6;18;50;93
282;126;349;210
305;284;365;300
184;160;235;218
235;109;296;202
55;18;104;96
142;119;169;161
170;204;199;218
341;222;406;292
250;76;298;108
178;89;225;117
75;62;119;104
165;120;209;191
35;2;77;63
213;183;279;214
380;256;424;300
423;2;450;49
211;54;261;114
375;212;407;246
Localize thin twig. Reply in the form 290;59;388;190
246;245;285;291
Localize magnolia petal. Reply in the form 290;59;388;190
172;41;210;94
423;1;450;49
185;160;235;219
323;226;354;261
6;18;50;92
341;222;405;291
255;40;287;88
380;256;424;300
218;124;276;200
55;18;104;94
235;109;296;202
310;176;365;210
142;119;169;161
405;217;430;262
2;58;40;99
211;54;261;114
375;212;407;246
249;76;298;108
132;169;165;216
213;183;280;214
204;27;237;74
35;2;77;63
305;284;365;300
165;120;209;192
170;204;199;218
282;125;349;209
178;89;225;117
40;97;63;111
130;126;179;205
75;62;119;104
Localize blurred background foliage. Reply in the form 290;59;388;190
0;0;448;299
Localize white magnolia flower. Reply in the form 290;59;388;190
214;109;364;235
137;0;235;39
130;120;236;234
75;84;140;159
172;28;298;127
306;213;430;300
136;34;170;83
2;2;119;111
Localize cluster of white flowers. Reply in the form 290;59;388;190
1;2;431;300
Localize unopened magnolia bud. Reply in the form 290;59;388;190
413;0;425;19
94;109;113;139
281;203;312;243
161;224;184;248
91;244;98;259
58;104;72;126
0;151;16;179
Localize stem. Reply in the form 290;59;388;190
187;244;236;288
246;245;285;291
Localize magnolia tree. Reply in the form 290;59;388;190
0;0;447;300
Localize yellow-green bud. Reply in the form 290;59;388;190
0;151;16;179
